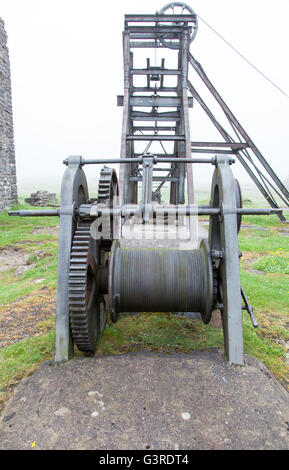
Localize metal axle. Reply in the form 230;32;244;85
8;206;283;218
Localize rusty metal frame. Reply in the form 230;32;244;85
118;11;288;222
119;12;196;211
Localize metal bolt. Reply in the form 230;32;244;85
211;249;224;259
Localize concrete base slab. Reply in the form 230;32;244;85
0;350;288;450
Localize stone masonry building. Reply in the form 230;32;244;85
0;18;17;211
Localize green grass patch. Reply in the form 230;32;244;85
0;203;59;241
240;267;289;386
240;269;289;314
98;313;224;355
0;203;59;304
0;254;58;304
238;215;288;253
239;228;289;253
0;331;55;408
252;253;289;275
242;317;288;384
241;214;284;228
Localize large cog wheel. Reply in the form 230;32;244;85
96;166;119;250
98;166;119;206
69;167;120;353
69;223;106;353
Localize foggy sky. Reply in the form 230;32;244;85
1;0;289;195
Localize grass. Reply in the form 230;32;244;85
239;229;289;253
0;199;59;304
97;313;224;355
252;253;289;274
237;214;289;385
0;198;58;248
0;331;55;406
0;203;288;412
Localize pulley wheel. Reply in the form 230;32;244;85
158;2;198;49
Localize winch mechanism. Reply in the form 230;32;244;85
9;3;288;366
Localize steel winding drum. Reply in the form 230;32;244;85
108;239;213;323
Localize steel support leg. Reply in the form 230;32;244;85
54;156;89;364
209;157;244;365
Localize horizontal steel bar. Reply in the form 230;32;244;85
133;126;176;132
125;14;196;22
135;153;175;158
131;110;180;116
118;95;183;107
82;206;283;218
190;142;249;148
127;26;191;34
127;135;185;141
129;33;180;40
129;41;170;48
131;69;181;75
79;205;221;218
138;167;172;171
8;209;59;217
80;158;139;165
191;148;235;155
155;158;216;163
77;157;217;165
237;208;283;215
132;87;177;93
130;177;178;182
131;111;180;121
132;116;181;122
8;206;283;219
128;95;193;108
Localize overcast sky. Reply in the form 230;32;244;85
1;0;289;195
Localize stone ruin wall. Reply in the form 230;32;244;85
0;18;17;211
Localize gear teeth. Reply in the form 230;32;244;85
97;167;114;204
69;222;96;353
96;167;119;251
69;167;118;352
